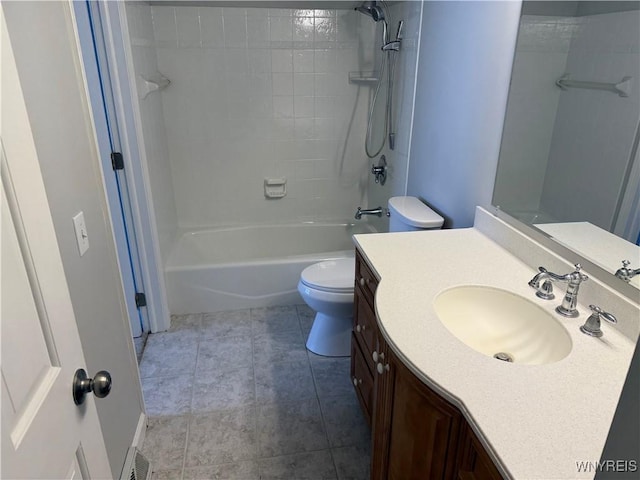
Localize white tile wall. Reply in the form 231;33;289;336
494;10;639;231
366;1;423;232
151;5;391;228
493;15;572;213
125;3;178;263
541;10;640;229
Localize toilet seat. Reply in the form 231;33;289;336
299;257;355;294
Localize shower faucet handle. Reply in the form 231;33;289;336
396;20;404;40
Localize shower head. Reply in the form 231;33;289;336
355;1;389;43
355;2;386;22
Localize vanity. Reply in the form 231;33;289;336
350;208;639;479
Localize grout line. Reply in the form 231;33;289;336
303;314;334;468
179;322;201;480
250;311;260;464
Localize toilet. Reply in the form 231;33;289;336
298;196;444;356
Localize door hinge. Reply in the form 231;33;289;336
135;292;147;308
111;152;125;170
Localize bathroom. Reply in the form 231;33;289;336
120;1;424;476
2;0;638;479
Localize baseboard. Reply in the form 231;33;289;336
131;411;147;450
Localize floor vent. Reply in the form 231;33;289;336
120;447;151;480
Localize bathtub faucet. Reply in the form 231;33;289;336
355;206;386;220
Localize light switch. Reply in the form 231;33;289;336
72;212;89;256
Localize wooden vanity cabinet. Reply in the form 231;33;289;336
351;249;380;426
371;341;463;480
352;250;504;480
456;424;504;480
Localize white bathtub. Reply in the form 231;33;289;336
165;222;376;314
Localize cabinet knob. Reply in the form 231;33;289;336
377;363;390;375
356;324;361;333
359;277;367;286
352;377;362;387
372;351;378;362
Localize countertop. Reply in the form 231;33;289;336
535;222;640;289
353;226;637;480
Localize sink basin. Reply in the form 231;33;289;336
433;285;572;365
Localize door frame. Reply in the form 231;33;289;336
72;1;170;333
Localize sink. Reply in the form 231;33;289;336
433;285;572;365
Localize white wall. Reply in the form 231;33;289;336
540;10;640;230
4;2;144;477
407;1;521;228
493;15;576;214
150;5;378;228
367;0;423;231
125;3;178;263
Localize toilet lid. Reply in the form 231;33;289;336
300;257;355;293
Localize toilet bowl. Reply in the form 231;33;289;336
298;196;444;357
298;257;355;357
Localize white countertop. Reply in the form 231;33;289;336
535;222;640;289
353;226;637;480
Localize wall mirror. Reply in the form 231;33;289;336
493;0;640;293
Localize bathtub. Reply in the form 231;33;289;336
165;222;376;314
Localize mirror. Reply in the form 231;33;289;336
493;0;640;290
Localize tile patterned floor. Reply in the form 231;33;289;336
140;305;371;480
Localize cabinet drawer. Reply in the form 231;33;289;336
354;287;377;373
351;335;374;427
355;249;378;308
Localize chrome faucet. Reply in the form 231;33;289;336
528;264;589;318
614;260;640;283
355;206;385;220
579;305;617;337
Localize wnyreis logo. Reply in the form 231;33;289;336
576;460;638;473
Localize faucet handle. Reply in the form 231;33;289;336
569;264;589;283
537;280;554;300
580;305;617;337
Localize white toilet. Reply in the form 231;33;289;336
298;196;444;356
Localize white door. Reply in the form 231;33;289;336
0;7;112;479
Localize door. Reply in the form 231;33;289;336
0;8;112;478
75;0;149;338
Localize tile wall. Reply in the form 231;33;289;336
541;10;640;230
366;1;422;232
147;5;380;228
126;3;178;263
494;9;639;230
493;16;575;214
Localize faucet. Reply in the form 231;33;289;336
382;20;404;51
528;264;588;318
355;206;384;220
580;305;617;337
615;260;640;283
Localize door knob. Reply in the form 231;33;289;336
73;368;112;405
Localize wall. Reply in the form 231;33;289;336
367;0;423;231
493;15;575;214
125;3;178;263
150;5;377;228
540;10;640;230
4;2;144;477
407;1;521;228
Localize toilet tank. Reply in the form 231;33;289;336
388;196;444;232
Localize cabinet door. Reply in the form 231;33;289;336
351;335;375;426
456;424;504;480
354;286;378;372
375;349;463;480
